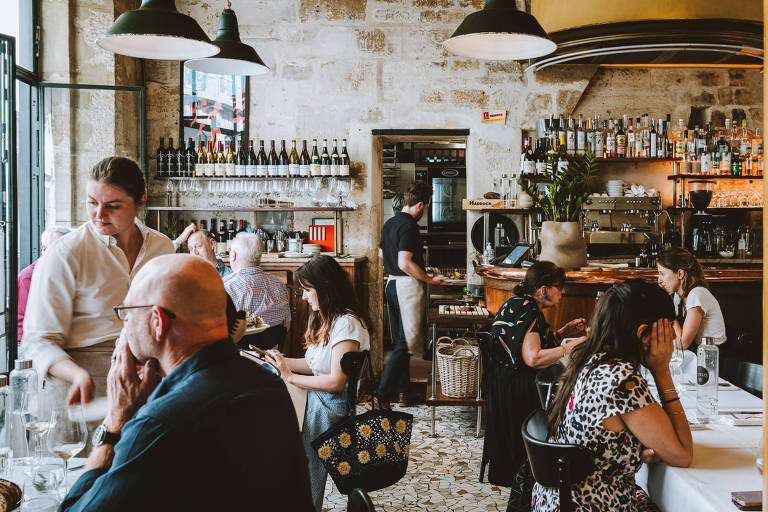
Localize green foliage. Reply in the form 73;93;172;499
520;152;600;222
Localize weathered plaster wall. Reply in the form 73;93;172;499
139;0;763;362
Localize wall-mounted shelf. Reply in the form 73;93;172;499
146;206;354;212
518;175;553;183
668;207;762;212
595;157;680;163
667;174;763;180
153;176;353;181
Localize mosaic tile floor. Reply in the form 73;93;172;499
321;405;510;511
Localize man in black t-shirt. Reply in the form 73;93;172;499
375;181;446;409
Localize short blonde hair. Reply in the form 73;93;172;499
230;232;263;267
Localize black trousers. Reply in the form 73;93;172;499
238;325;287;352
376;279;410;401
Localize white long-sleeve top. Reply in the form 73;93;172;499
21;218;174;378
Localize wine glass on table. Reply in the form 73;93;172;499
669;337;684;392
20;388;54;466
47;405;86;491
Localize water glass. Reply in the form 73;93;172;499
21;390;54;466
669;337;684;390
47;405;86;483
21;459;64;511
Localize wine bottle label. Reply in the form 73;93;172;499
722;153;732;170
330;164;340;176
279;164;289;177
566;132;575;152
576;132;585;151
233;164;243;177
700;153;711;174
300;164;310;177
606;137;615;154
535;161;546;175
216;242;227;256
522;161;534;175
268;165;278;177
340;164;350;176
310;163;320;176
256;165;268;177
214;163;223;177
289;164;300;176
224;163;235;177
246;165;257;178
650;135;657;157
616;135;626;156
321;164;330;176
594;133;604;157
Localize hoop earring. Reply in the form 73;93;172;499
541;293;548;301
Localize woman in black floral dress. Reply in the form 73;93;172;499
480;261;587;495
532;280;693;511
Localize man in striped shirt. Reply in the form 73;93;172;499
225;232;290;350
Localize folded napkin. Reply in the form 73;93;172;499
719;413;763;426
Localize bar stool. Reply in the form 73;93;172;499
521;409;594;512
341;350;369;415
347;488;376;511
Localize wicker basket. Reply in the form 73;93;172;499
436;339;479;398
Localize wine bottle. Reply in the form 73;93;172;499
209;218;217;239
196;141;206;177
289;140;300;177
626;119;635;158
566;117;575;156
605;119;616;158
521;138;534;175
665;116;674;159
278;140;289;177
649;120;657;158
166;138;177;177
257;140;268;177
330;139;340;176
156;137;166;178
576;115;585;156
175;139;186;177
268;140;279;177
616;119;626;158
235;140;247;178
216;219;228;256
310;139;321;176
300;140;311;177
320;139;330;176
594;117;604;158
634;117;643;158
186;138;197;177
215;142;225;177
247;140;257;178
534;139;547;176
226;141;236;178
340;139;350;176
226;219;236;253
210;142;219;177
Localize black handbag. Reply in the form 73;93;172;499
310;352;414;495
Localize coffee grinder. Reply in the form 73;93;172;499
688;180;715;258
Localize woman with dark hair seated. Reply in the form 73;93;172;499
481;261;587;497
531;280;693;511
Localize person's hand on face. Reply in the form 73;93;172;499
104;337;162;431
642;318;675;373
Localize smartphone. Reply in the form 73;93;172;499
731;491;762;511
248;345;268;356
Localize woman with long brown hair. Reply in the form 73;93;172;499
266;255;370;511
657;247;725;349
531;280;692;511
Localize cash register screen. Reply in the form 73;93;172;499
499;245;531;267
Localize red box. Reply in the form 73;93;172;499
308;225;335;253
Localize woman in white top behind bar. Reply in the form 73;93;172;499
22;156;174;405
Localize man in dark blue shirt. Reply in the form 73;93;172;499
60;254;313;511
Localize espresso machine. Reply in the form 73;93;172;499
688;181;715;258
582;195;663;262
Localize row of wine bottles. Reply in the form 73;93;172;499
156;138;350;178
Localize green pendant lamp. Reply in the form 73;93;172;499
185;1;269;76
96;0;218;60
443;0;556;60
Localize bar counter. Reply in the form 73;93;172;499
477;265;763;362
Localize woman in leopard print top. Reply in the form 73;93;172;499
532;280;693;511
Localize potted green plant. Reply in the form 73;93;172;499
520;152;599;269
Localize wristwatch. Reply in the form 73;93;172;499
92;424;121;447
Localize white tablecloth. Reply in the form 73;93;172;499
636;364;764;512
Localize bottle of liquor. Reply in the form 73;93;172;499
626;119;635;158
340;139;350;176
720;127;732;175
299;140;311;177
641;114;650;157
521;138;534;175
566;117;575;156
278;140;289;177
257;140;268;177
235;140;247;178
227;219;236;253
700;145;712;175
585;119;595;155
633;117;642;158
247;140;257;178
320;139;330;176
156;137;167;178
605;119;616;158
310;139;321;176
289;140;300;177
330;139;341;176
199;219;208;232
216;220;228;256
751;126;763;157
649;120;657;158
739;119;751;157
576;115;585;156
657;119;666;158
268;140;279;177
616;119;626;158
166;138;177;178
557;115;566;150
674;119;686;159
594;117;604;158
236;219;246;234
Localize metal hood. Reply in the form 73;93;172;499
528;0;763;71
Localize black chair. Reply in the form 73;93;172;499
341;350;369;415
347;488;376;511
535;364;564;410
521;410;595;512
720;358;763;398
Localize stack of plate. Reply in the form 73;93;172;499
606;180;624;196
302;244;322;257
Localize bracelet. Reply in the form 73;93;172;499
661;397;680;405
562;344;567;356
659;388;678;395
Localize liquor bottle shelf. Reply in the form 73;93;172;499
153;176;354;181
667;174;763;180
146;206;355;212
668;207;762;211
595;157;681;163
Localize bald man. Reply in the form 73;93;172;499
60;254;313;512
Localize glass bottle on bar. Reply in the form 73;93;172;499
210;142;220;177
310;139;321;177
235;140;247;178
557;115;566;149
216;220;228;257
616;118;626;158
649;119;657;158
156;137;166;178
605;119;616;158
268;140;279;178
300;140;311;177
196;141;206;177
320;139;331;176
565;116;575;156
657;119;666;158
166;138;177;178
576;114;585;156
209;218;217;240
247;140;257;178
225;141;235;177
585;118;595;155
176;139;186;177
289;140;300;177
186;138;197;177
256;140;268;177
626;118;635;158
227;219;236;253
664;116;674;158
278;140;290;177
330;139;341;176
640;114;650;157
521;138;535;175
593;116;604;158
340;139;350;176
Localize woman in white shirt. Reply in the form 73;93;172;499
22;157;174;405
657;247;726;349
266;255;370;512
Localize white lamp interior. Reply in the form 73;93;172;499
96;34;219;60
443;33;557;60
185;57;269;76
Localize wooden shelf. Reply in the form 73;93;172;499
668;207;762;212
426;381;484;407
153;176;353;181
596;157;680;163
667;174;763;180
146;206;355;212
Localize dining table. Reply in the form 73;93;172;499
636;354;764;512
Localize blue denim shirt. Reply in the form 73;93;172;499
59;339;313;512
216;258;233;279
